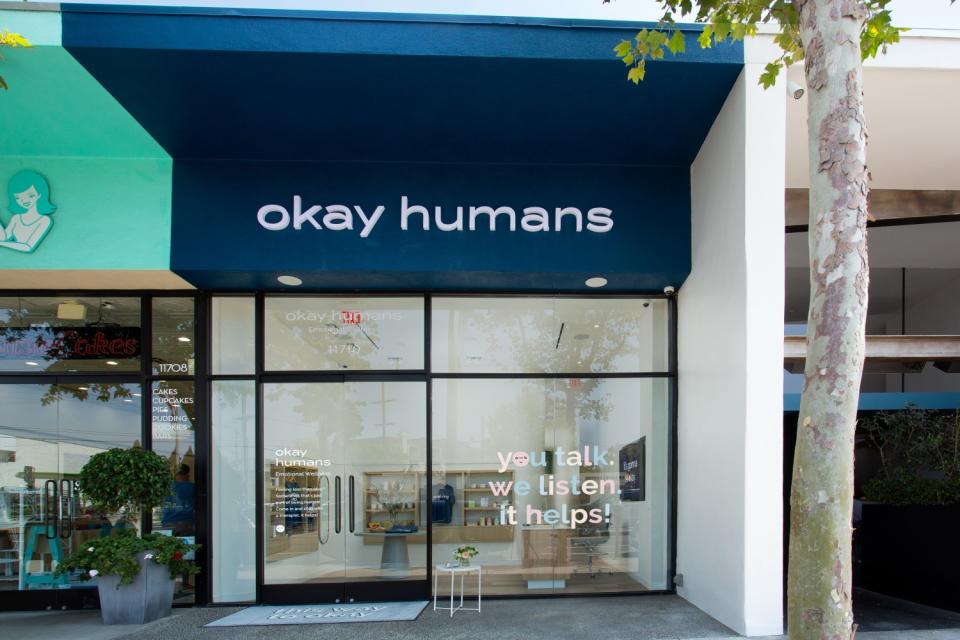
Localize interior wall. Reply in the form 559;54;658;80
678;36;785;637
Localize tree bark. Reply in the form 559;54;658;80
788;1;870;639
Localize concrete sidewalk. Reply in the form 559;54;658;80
3;595;959;640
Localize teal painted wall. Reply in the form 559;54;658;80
0;157;172;270
1;9;172;272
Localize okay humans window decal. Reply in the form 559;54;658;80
1;170;56;253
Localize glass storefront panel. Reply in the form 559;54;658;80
0;383;141;594
150;380;196;603
264;297;424;371
432;297;668;374
211;380;257;603
152;298;195;376
0;297;142;373
212;297;255;375
262;381;427;587
431;377;670;596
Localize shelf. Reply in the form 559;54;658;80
365;490;417;494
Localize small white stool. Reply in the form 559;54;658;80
433;564;481;617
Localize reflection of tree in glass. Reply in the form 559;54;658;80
265;304;393;371
452;302;657;422
40;383;133;406
152;304;195;372
263;383;365;456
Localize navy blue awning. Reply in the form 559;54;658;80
60;6;743;292
62;6;742;165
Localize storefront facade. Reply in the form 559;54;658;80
1;3;788;636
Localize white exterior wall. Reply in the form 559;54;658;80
677;36;785;637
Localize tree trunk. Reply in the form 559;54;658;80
788;1;870;639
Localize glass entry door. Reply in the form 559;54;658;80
261;381;427;604
0;382;142;610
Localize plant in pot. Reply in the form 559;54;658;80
857;406;960;611
55;446;199;625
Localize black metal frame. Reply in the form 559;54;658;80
237;292;678;605
1;289;680;609
0;290;204;611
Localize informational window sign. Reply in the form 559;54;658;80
152;383;195;440
0;327;141;360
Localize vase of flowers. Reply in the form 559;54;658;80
376;480;407;529
453;545;479;567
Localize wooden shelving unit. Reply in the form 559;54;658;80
362;468;516;544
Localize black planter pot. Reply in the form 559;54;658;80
857;503;960;613
95;551;175;625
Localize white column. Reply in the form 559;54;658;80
676;36;785;637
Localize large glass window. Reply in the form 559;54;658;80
430;296;671;597
0;297;141;373
0;383;142;594
152;298;195;376
264;297;424;371
211;380;257;603
212;297;255;375
432;297;668;374
431;377;670;595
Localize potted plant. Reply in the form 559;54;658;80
857;406;960;612
55;446;200;624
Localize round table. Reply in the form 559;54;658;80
354;532;412;570
433;564;481;617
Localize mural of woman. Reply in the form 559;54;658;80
1;170;56;253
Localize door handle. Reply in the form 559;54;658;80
43;480;58;540
59;479;73;540
335;475;342;534
319;476;329;544
348;475;355;534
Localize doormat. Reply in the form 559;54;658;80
205;601;429;626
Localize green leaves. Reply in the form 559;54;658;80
667;30;686;55
862;8;906;60
760;61;782;89
80;447;173;518
613;26;680;85
54;531;200;585
0;30;32;92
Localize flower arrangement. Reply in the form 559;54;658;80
55;530;199;587
376;480;409;527
453;545;479;566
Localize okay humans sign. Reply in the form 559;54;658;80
0;170;56;253
257;195;614;237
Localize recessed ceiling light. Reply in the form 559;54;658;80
78;386;88;391
132;393;142;397
585;277;608;288
277;275;303;286
593;324;600;329
123;399;133;403
24;361;39;367
106;360;119;366
177;336;191;343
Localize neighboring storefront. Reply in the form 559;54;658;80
0;3;791;638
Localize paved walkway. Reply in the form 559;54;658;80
3;595;959;640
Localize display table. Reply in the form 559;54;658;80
354;532;411;570
433;564;481;617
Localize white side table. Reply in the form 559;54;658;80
433;564;481;617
